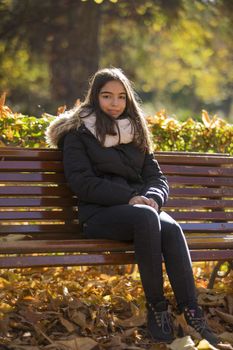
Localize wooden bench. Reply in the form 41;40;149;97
0;147;233;285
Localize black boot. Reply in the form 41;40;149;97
183;306;220;346
147;301;174;343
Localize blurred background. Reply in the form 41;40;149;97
0;0;232;121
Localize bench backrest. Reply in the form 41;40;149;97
0;148;79;239
1;148;233;243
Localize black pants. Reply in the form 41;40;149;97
83;204;197;310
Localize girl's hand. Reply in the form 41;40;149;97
129;196;159;211
129;195;148;205
147;198;159;211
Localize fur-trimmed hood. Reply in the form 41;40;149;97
46;107;134;148
46;107;84;148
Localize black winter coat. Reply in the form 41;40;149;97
61;125;169;224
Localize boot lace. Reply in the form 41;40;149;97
184;308;207;333
149;304;173;334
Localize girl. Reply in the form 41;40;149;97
46;67;219;345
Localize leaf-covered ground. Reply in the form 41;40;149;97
0;262;232;350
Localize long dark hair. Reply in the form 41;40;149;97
80;68;152;152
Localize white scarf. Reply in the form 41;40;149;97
81;113;134;147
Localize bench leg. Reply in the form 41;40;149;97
207;260;233;289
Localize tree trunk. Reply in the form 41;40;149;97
49;1;100;109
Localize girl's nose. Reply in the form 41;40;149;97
111;97;118;106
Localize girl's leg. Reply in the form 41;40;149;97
83;204;164;305
159;212;219;345
159;211;197;310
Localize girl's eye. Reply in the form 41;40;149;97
120;95;126;100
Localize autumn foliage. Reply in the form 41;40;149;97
0;265;233;349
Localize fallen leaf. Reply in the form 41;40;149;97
114;308;145;328
198;293;225;307
9;346;41;350
0;316;9;334
226;295;233;315
102;335;122;349
215;310;233;325
149;344;169;349
217;343;233;350
206;317;226;334
19;308;44;324
0;302;14;313
59;316;76;332
103;335;143;349
0;277;10;289
69;309;87;329
168;335;197;349
219;332;233;344
45;336;99;350
197;339;219;349
126;346;151;350
122;327;137;337
0;234;27;242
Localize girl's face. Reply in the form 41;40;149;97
98;80;127;119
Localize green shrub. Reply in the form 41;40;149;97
0;93;53;147
1;94;232;154
148;110;233;154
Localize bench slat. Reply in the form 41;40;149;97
1;173;232;186
166;211;233;221
156;155;233;165
1;162;232;176
0;148;62;160
0;197;76;206
1;223;232;235
0;253;135;268
166;176;233;186
0;250;232;269
1;197;232;208
1;186;232;198
162;165;233;176
1;210;232;222
0;207;233;221
0;224;79;234
0;185;72;196
0;210;77;220
166;198;233;208
181;223;233;232
0;236;232;254
0;173;65;182
2;149;230;163
169;188;233;197
0;161;64;172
